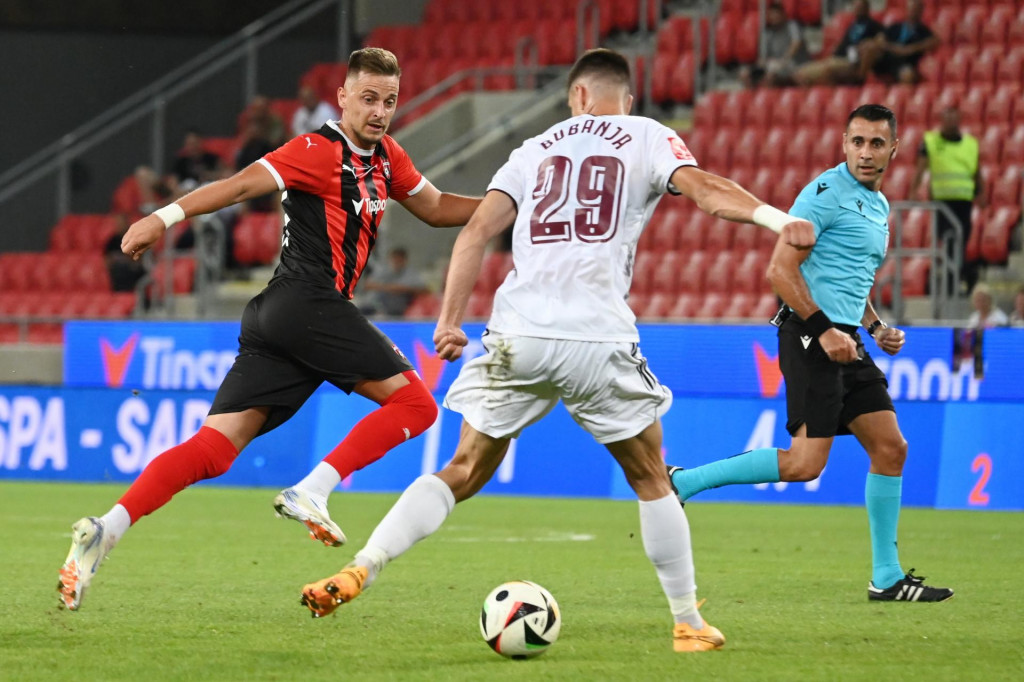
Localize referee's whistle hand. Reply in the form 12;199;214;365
820;328;858;364
781;220;816;250
874;327;905;356
121;215;165;261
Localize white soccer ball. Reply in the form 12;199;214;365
479;580;561;659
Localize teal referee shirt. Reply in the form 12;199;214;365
789;162;890;326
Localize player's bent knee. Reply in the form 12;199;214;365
385;377;439;439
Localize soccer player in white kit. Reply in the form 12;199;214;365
299;49;816;652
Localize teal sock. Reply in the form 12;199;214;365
865;473;904;589
670;448;780;501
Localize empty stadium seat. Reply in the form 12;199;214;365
678;251;710;295
403;293;442;319
980;206;1020;264
233;213;282;266
665;293;699;319
692;292;730;319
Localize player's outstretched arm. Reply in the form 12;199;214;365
434;191;516;362
669;166;815;249
399;181;482;227
767;232;858;363
121;163;279;261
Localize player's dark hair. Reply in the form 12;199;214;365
567;48;631;91
348;47;401;79
847;103;897;140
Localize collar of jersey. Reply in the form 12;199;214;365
326;120;376;156
837;161;879;194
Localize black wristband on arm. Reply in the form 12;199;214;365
804;310;834;338
866;319;886;337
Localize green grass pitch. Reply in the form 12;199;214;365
2;481;1021;681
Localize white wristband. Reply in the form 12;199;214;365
753;204;796;234
153;203;186;230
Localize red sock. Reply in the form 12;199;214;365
324;373;438;480
118;426;238;523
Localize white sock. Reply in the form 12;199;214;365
639;494;703;628
100;504;132;546
354;474;455;587
293;461;342;500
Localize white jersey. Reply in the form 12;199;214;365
486;114;697;342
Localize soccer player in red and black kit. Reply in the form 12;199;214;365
57;48;481;611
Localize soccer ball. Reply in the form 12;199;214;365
479;580;561;659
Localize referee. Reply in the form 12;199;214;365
668;105;953;602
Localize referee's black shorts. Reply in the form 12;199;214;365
778;315;895;438
210;277;414;435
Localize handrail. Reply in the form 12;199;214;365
876;200;964;323
0;0;341;213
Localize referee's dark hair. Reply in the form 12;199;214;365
567;48;631;91
848;104;898;140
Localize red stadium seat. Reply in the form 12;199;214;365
971;47;1000;86
665;293;699;319
916;53;942;84
902;86;934;126
27;323;64;345
718;90;748;131
990;165;1022;207
981;6;1010;46
896;209;931;248
631;251;657;295
796;87;830;129
731;249;770;295
901;257;930;297
751;293;781;320
734;14;760;64
1002;127;1024;165
704;219;734;255
714;12;740;65
965;206;984;264
941;48;971;84
721;292;757;319
953;6;985;46
650;251;683;293
692;292;730;319
980;206;1020;264
639;292;674;319
820;12;854;58
746;89;775;133
678;251;711;295
404;293;442;319
776;167;806;209
771;88;802;127
884;166;912;201
731;128;761;170
703;251;738;295
465;291;493;319
731;222;759;254
930;7;956;45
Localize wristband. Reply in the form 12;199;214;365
866;320;886;337
153;203;186;230
753;204;796;234
804;310;834;338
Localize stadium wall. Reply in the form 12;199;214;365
0;321;1020;511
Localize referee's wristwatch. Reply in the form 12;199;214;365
866;320;887;338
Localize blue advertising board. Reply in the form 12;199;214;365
3;321;1018;510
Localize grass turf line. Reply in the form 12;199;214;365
1;481;1021;681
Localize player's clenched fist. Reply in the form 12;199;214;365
434;325;468;361
121;214;166;261
781;219;816;249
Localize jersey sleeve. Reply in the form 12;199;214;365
257;134;336;195
648;122;698;196
382;137;426;200
789;176;836;237
486;145;529;208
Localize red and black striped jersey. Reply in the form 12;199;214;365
257;121;425;298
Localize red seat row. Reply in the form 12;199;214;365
631;249;775;297
48;214;119;253
629;291;781;321
233;213;282;267
0;252;111;293
0;292;136;319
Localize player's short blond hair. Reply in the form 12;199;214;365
347;47;401;79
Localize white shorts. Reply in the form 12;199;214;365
443;331;672;444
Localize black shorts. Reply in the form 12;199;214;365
778;315;895;438
210;277;413;434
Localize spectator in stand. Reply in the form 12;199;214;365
795;0;884;86
172;129;223;192
967;283;1008;328
1009;286;1024;327
911;106;985;295
292;85;340;136
358;247;430;317
104;216;147;293
740;2;809;88
241;95;286;147
872;0;939;84
235;118;279;212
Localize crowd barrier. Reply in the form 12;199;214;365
0;321;1019;511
